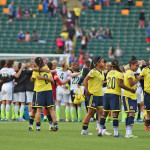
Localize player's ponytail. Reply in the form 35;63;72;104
129;56;138;67
35;57;43;75
112;59;122;72
47;62;52;70
90;56;102;69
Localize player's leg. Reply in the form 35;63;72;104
19;92;26;121
70;91;75;121
26;91;34;116
13;93;19;120
65;102;70;122
36;107;42;131
5;100;11;120
29;108;36;131
113;111;120;137
77;104;82;122
1;100;6;120
43;107;48;121
56;89;62;122
45;107;53;130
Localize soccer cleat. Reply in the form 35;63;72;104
78;120;82;122
96;128;99;131
81;130;93;135
66;119;69;122
145;126;149;131
125;134;138;138
1;118;5;121
97;132;102;137
36;128;40;131
90;118;94;122
102;130;112;136
28;126;33;131
5;119;12;121
114;134;123;137
15;118;19;121
57;120;60;122
19;118;26;122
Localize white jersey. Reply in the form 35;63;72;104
1;68;16;88
68;73;81;93
56;68;70;82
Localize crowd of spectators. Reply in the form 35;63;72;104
108;45;123;58
17;30;39;42
8;1;31;22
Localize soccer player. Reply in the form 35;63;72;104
55;62;71;122
81;56;104;135
98;59;136;137
123;56;140;138
138;62;150;131
31;57;58;131
1;60;24;121
13;62;27;121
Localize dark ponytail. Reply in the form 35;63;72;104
90;56;102;69
47;62;52;70
129;56;138;67
35;57;43;75
112;59;122;72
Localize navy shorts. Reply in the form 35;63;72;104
32;91;37;110
32;90;54;108
88;95;103;110
103;94;121;112
123;96;137;113
143;92;150;111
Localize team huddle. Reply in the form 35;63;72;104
0;56;150;137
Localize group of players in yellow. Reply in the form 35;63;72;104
81;56;150;138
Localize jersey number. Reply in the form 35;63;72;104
72;76;79;84
60;73;64;80
107;77;115;89
44;74;48;84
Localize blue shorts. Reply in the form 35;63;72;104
32;90;54;108
103;93;121;112
88;95;103;110
123;96;137;113
32;91;37;110
144;92;150;111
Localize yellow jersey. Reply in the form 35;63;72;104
140;67;150;94
73;7;81;17
123;70;137;100
105;70;123;96
32;66;52;92
88;69;104;96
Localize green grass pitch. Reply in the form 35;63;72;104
0;121;149;150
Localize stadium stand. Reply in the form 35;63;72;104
0;0;62;54
75;0;150;65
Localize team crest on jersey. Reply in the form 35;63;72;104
130;106;133;109
92;103;95;107
143;105;146;109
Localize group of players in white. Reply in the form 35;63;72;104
0;56;150;138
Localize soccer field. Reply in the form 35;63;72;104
0;121;149;150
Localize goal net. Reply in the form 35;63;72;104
0;53;70;66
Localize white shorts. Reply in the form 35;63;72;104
0;91;2;102
26;91;34;103
1;86;13;101
137;91;143;104
56;86;70;103
13;92;26;102
103;87;106;95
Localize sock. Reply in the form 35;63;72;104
47;114;53;124
1;104;5;119
113;117;119;135
126;116;129;126
135;107;138;119
140;111;144;119
97;120;100;130
99;115;106;133
20;105;25;118
128;116;134;126
82;123;88;130
56;105;60;121
71;106;75;121
53;121;58;127
6;104;10;119
126;116;134;135
36;122;41;129
29;112;31;116
14;105;19;119
147;117;150;128
65;106;70;121
77;107;82;121
11;104;15;119
29;115;35;126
